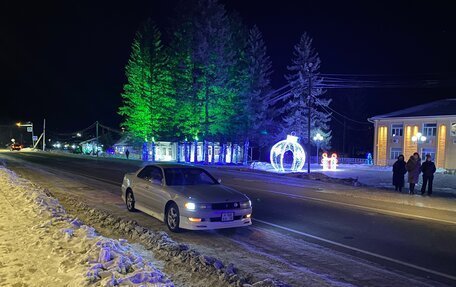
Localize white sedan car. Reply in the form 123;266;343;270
121;164;252;232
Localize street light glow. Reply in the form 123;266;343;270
412;132;426;143
313;133;323;142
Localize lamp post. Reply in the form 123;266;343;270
16;122;34;148
411;132;426;157
306;62;313;174
313;133;323;165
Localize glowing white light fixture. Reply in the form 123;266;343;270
270;134;306;172
412;132;426;143
313;133;323;142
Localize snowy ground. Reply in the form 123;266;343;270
0;165;173;287
251;162;456;196
1;151;454;287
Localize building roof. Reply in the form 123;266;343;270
369;98;456;120
78;137;99;145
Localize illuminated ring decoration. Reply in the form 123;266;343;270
270;134;306;172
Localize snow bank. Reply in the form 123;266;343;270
249;161;361;186
0;165;173;287
62;198;292;287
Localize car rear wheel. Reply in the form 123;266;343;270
166;203;181;233
126;190;136;212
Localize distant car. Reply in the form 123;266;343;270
121;164;252;232
10;143;22;151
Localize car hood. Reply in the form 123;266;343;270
167;184;248;203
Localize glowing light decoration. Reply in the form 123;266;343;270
322;152;329;170
322;152;338;170
330;153;338;170
270;134;306;172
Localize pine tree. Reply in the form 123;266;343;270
141;20;176;139
118;31;153;142
234;25;273;164
170;0;241;163
279;32;332;146
168;8;201;142
246;25;273;145
118;20;175;158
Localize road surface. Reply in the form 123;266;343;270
1;151;455;286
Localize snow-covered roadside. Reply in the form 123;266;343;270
0;165;173;287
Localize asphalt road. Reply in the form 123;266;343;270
2;151;456;285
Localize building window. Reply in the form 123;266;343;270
421;148;436;161
390;148;402;160
451;122;456;137
423;123;437;137
391;124;403;137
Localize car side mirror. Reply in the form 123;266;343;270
218;178;222;184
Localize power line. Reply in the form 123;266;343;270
313;96;371;125
317;103;371;131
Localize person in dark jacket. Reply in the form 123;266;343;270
420;154;436;196
125;149;130;160
406;152;421;194
392;154;407;192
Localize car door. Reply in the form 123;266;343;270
141;166;167;214
133;166;155;210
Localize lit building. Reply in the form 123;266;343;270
368;99;456;169
113;138;244;164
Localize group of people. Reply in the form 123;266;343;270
392;152;436;195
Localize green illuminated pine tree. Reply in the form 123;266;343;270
168;9;200;141
171;0;242;162
118;30;152;142
118;20;175;144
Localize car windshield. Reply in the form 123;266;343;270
164;168;218;186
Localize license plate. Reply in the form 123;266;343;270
221;212;234;222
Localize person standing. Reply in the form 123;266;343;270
125;149;130;160
420;154;436;196
406;152;421;194
392;154;407;192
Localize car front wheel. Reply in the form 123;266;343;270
166;203;181;233
126;190;136;212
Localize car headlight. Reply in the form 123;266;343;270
240;200;252;209
184;202;196;210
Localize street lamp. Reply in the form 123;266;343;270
16;122;34;148
411;132;426;143
411;132;426;157
313;133;324;164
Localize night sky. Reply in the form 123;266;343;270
1;1;455;152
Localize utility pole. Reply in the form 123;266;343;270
307;63;313;174
42;118;46;151
342;118;346;156
31;123;35;148
96;121;99;157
